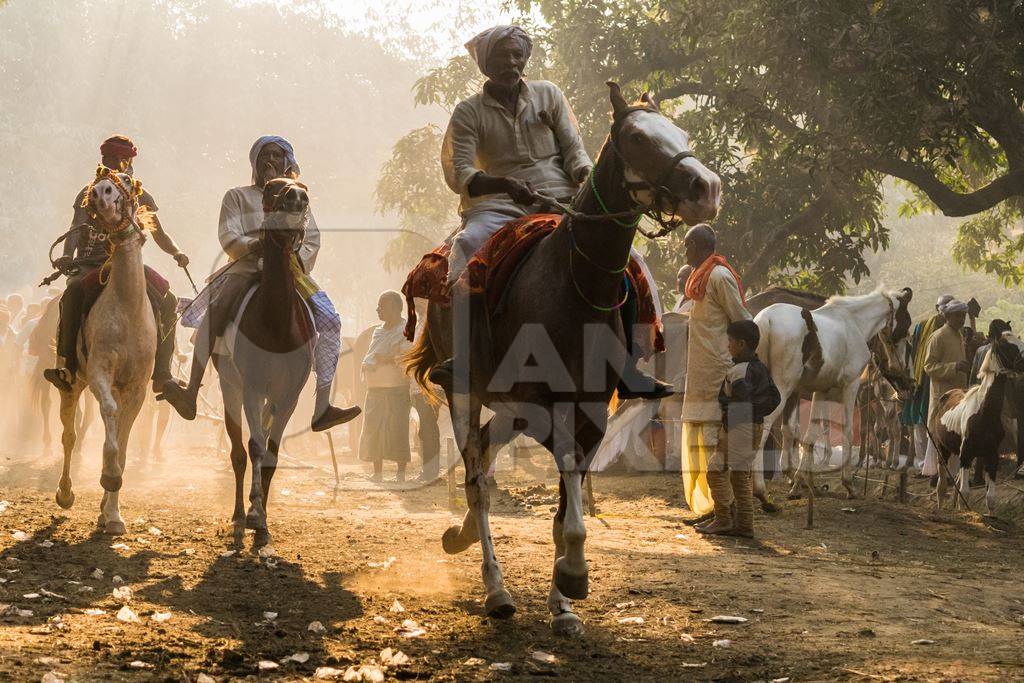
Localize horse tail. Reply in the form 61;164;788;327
403;321;442;404
800;308;824;381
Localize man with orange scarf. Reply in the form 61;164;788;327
679;225;751;528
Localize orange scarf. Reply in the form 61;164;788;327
684;254;745;303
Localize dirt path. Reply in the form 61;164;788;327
2;442;1023;681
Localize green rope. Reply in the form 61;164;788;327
588;169;641;229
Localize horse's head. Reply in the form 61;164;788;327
992;331;1024;374
872;287;915;399
260;177;309;251
606;82;722;228
84;167;143;233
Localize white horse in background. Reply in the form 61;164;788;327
752;288;914;504
55;169;158;535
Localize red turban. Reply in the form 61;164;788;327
100;135;138;160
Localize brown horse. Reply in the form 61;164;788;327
407;83;721;636
214;178;315;547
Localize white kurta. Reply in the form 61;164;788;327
681;265;751;423
216;185;321;277
361;320;411;389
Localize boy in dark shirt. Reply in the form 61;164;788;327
698;320;780;537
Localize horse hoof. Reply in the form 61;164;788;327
554;558;589;600
441;525;475;555
551;611;584;637
253;528;272;548
484;588;516;619
245;510;264;531
758;496;781;514
55;489;75;510
103;520;126;536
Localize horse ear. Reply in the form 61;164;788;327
641;91;660;111
607;81;628;116
899;287;913;304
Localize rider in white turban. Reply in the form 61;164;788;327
922;297;970;477
464;25;533;73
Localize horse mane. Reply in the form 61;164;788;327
819;286;891;311
940;370;995;435
135;205;157;233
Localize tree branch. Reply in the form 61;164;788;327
869;156;1024;217
742;189;840;286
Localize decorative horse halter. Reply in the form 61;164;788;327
79;166;150;283
562;106;699;312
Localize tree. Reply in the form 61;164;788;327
377;0;1024;294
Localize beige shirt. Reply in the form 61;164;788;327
682;266;751;423
361;320;411;389
217;185;320;277
924;324;967;425
441;80;591;217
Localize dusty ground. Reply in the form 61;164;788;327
2;429;1024;682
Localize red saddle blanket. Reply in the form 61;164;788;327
401;214;663;355
81;265;170;314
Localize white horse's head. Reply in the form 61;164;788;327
85;168;140;231
608;83;722;226
872;287;915;399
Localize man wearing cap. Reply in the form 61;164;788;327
900;294;954;474
160;135;360;432
44;135;188;393
923;299;971;474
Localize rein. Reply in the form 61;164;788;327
536;106;696;239
536;107;697;313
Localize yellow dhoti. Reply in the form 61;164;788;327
681;422;717;516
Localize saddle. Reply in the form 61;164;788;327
402;213;663;355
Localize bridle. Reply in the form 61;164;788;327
559;106;699;312
77;167;150;284
606;106;696;237
543;106;698;239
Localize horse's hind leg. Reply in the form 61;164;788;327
455;396;513;618
55;384;83;509
839;384;860;498
442;416;515;554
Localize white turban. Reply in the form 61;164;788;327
941;299;967;314
936;294;954;309
465;25;532;75
249;135;299;186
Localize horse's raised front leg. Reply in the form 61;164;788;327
55;383;83;510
